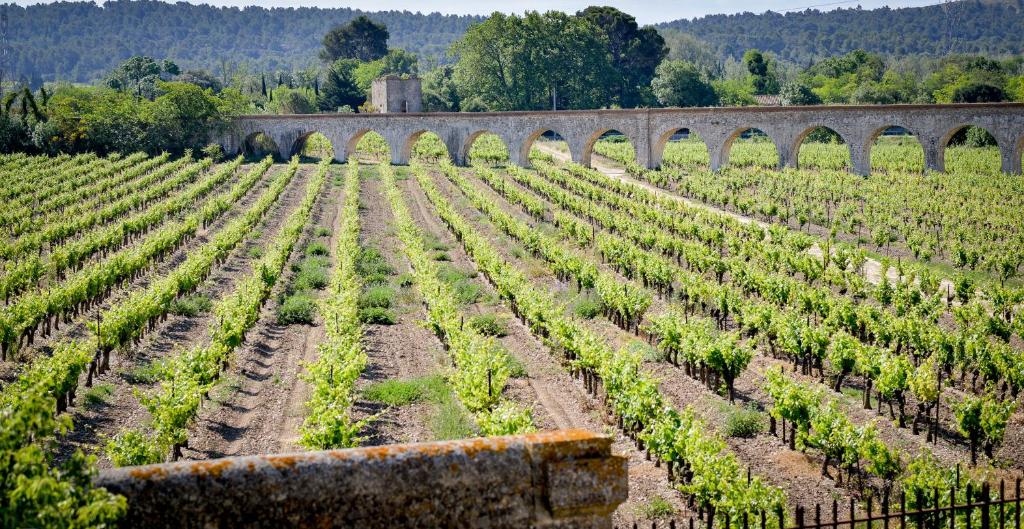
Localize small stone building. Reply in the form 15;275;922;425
370;75;422;113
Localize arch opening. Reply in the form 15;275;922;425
656;127;710;172
523;129;568;165
588;129;636;172
408;131;451;164
292;132;335;162
463;132;509;166
242;132;281;162
870;126;923;173
723;128;778;169
347;130;390;164
796;126;849;171
942;125;1000;174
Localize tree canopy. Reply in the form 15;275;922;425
321;16;390;63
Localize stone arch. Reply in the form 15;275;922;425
403;130;452;164
717;126;780;170
290;131;336;161
519;127;574;168
460;130;511;166
865;125;925;174
653;127;710;170
582;128;637;169
792;125;850;171
938;124;1001;174
346;129;392;163
242;131;282;161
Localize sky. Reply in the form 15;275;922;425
13;0;945;24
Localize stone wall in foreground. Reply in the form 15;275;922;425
95;429;628;529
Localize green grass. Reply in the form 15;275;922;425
429;398;477;440
359;307;396;325
169;293;212;317
305;241;329;257
362;375;450;406
362;374;477;440
573;295;602;320
638;495;675;519
360;285;396;309
722;404;766;438
315;227;331;237
83;383;114;406
467;313;507;337
247;245;263;259
277;293;318;325
505;353;528;379
122;361;163;384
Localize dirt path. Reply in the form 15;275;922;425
351;168;446;446
417;164;698;525
54;163;301;467
184;164;328;459
536;143;909;287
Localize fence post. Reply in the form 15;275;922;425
796;506;805;529
981;483;991;529
883;490;890;529
1015;478;1021;529
999;480;1005;529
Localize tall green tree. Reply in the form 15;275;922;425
577;6;667;108
320;16;390;63
651;60;718;107
319;59;365;112
452;11;613;111
743;49;780;95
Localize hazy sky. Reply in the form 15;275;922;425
15;0;944;24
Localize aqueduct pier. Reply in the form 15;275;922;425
219;103;1024;175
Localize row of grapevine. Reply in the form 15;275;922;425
105;159;329;465
0;157;241;303
383;163;535;435
299;160;369;449
0;158;267;361
415;160;786;527
0;157;278;444
523;159;1023;398
468;159;1020;473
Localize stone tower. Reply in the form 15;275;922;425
370;75;422;113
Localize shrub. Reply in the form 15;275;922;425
724;405;765;438
360;285;396;309
468;314;507;337
305;241;329;257
170;294;212;316
397;273;415;288
359;307;396;325
638;496;675;519
357;247;395;276
315;227;331;237
277;294;317;325
573;296;601;319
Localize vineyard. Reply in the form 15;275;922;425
1;131;1022;528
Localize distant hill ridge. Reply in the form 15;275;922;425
6;0;1024;84
656;0;1024;63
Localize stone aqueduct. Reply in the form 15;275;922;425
218;103;1024;175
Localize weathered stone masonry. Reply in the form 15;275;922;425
218;103;1024;175
95;430;628;529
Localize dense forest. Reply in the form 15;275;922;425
7;0;1024;85
5;0;482;84
658;0;1024;64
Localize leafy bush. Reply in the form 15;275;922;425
305;241;329;257
360;285;395;309
277;294;317;325
573;295;601;319
169;294;212;316
362;375;448;406
397;273;415;287
468;313;507;337
106;429;163;467
724;405;766;438
357;247;395;277
359;307;396;325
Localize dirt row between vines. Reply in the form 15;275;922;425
186;164;335;459
54;163;310;467
407;164;701;525
526;149;1024;476
0;163;252;383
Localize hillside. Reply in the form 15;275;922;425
6;0;1024;84
657;0;1024;64
6;0;482;83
